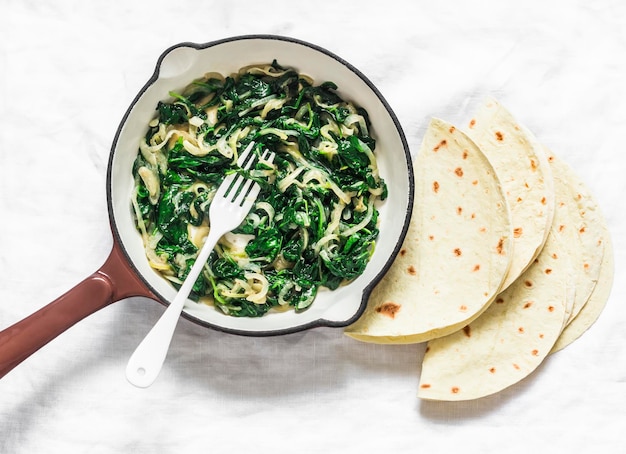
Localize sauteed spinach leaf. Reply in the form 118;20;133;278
131;61;387;317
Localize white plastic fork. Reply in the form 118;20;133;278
126;142;274;388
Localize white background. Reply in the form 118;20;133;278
1;1;625;452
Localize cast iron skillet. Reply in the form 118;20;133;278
0;35;414;379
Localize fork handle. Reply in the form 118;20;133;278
125;227;223;388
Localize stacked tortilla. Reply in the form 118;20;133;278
345;98;613;401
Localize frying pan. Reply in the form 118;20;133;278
0;35;414;379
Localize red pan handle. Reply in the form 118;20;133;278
0;241;157;379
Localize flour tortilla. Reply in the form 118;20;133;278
552;219;613;353
465;98;555;291
345;118;512;343
546;147;605;327
418;229;574;401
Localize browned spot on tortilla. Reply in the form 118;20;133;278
548;155;555;162
433;139;447;152
457;206;463;215
541;196;547;205
496;237;505;254
530;158;537;171
453;248;462;256
471;213;476;219
473;264;481;272
580;226;586;233
552;253;558;259
577;193;583;200
513;363;521;370
420;383;431;389
451;387;460;394
399;249;407;256
518;327;525;333
462;325;471;337
375;302;401;318
429;235;435;240
489;367;496;374
539;333;544;339
460;305;468;312
524;182;530;188
454;167;464;177
496;297;505;304
472;180;478;185
433;181;440;193
449;126;456;133
513;227;523;238
495;131;504;141
531;349;539;356
545;268;552;274
462;149;469;159
407;265;417;276
583;263;590;270
558;224;565;232
524;280;534;288
523;301;533;309
469;118;476;128
479;226;487;233
517;197;523;203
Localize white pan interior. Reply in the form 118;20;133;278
108;36;413;335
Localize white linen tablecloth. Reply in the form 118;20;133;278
1;1;625;452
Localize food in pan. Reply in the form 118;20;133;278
131;61;387;317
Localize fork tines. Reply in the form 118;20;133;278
219;142;275;207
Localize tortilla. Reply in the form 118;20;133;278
552;222;613;353
344;118;513;343
465;98;555;291
545;148;605;327
418;228;574;401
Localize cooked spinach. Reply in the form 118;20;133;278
131;61;387;317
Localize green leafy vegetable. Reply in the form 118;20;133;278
131;61;387;317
